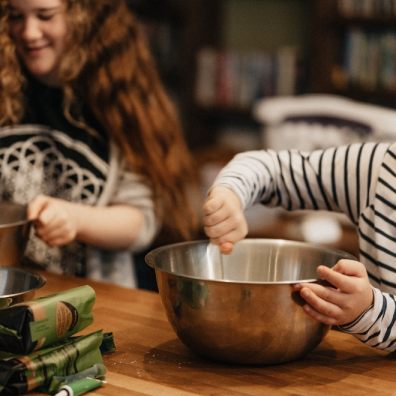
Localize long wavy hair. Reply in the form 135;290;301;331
0;0;198;242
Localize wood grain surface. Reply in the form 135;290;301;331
28;270;395;396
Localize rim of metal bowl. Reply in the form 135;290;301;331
0;202;31;229
0;267;46;298
0;218;31;229
145;238;357;285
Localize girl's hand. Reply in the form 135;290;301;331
28;195;80;247
202;186;248;254
293;259;374;326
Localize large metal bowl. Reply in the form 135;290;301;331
145;239;355;365
0;202;32;267
0;267;46;307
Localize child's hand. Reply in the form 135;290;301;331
28;195;79;247
293;259;374;326
202;186;248;254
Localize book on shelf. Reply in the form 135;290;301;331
337;0;396;17
337;28;396;91
195;47;299;110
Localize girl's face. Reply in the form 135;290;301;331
8;0;67;86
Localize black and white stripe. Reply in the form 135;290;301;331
214;142;396;352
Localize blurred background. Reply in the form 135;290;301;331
129;0;396;287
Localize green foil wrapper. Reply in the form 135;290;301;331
46;363;107;394
0;330;104;395
0;286;95;354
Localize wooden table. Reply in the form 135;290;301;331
29;271;395;396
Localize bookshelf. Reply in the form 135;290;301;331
130;0;396;153
129;0;313;151
127;0;222;150
310;0;396;108
192;0;313;150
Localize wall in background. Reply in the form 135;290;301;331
222;0;311;51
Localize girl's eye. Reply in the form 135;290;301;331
38;13;55;21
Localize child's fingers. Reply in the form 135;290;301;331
301;303;339;326
204;214;247;240
219;242;233;254
203;205;231;227
204;215;233;239
218;227;247;245
331;259;367;277
294;282;345;308
317;264;361;293
203;196;223;216
299;287;342;324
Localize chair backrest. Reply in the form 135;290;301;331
253;94;396;150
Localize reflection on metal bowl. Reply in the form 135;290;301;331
145;239;355;365
0;267;46;307
0;202;32;267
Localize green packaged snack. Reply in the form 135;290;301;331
0;330;104;395
0;286;95;354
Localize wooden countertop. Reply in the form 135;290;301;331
29;270;395;396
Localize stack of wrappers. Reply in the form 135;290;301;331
0;285;115;395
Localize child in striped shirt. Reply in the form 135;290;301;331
203;142;396;352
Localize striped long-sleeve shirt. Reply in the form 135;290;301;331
213;142;396;352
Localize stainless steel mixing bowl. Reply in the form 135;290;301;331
0;267;46;307
145;238;355;365
0;202;32;267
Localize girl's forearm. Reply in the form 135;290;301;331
74;204;145;249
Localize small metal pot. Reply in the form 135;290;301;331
0;202;32;267
146;239;355;365
0;267;46;307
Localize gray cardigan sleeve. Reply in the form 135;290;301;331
110;168;159;252
99;143;159;252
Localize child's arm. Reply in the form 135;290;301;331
208;143;390;223
28;195;146;250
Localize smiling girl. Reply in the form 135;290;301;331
0;0;197;286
